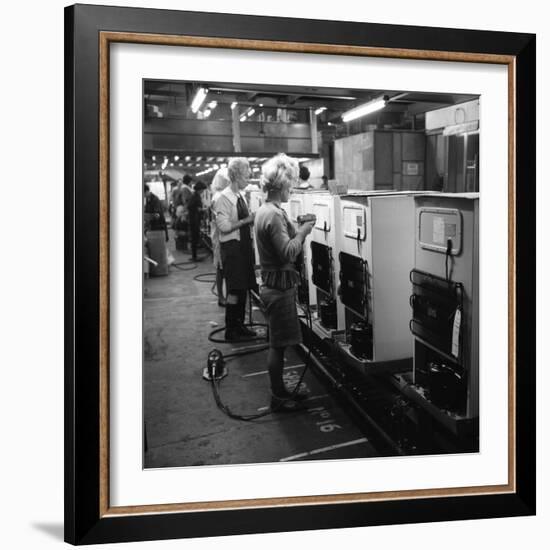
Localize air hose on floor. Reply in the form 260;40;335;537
202;285;315;421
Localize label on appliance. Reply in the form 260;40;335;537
313;203;331;231
343;206;366;240
451;308;462;358
445;223;457;238
404;162;419;176
433;216;445;245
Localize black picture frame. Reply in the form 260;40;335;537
65;3;536;545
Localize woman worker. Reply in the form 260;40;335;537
210;168;230;306
214;158;257;341
187;180;207;262
254;154;315;411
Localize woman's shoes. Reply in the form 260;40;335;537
238;324;257;338
284;383;308;401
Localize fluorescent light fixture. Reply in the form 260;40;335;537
315;106;327;115
247;108;255;117
231;102;238;109
203;108;211;118
191;87;208;113
152;155;156;161
342;97;387;122
185;156;191;161
174;155;179;161
161;159;168;169
240;115;246;122
207;101;218;109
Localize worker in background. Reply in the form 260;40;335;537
210;168;231;307
172;204;189;251
144;184;168;241
254;154;315;411
144;183;170;276
214;158;257;341
187;180;207;262
172;174;193;212
168;181;178;220
297;164;312;189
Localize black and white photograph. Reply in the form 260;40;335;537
55;1;539;547
142;79;480;469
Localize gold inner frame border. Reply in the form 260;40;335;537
98;31;516;518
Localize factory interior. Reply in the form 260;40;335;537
142;79;480;468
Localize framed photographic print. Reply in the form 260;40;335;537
65;3;536;545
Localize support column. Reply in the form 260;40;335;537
309;108;318;155
231;105;242;153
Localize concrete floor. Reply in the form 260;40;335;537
143;242;380;469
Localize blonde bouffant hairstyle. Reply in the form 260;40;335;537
261;153;299;193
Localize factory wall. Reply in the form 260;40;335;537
334;130;426;191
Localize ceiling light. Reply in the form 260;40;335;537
247;108;255;117
207;101;218;109
259;103;264;107
191;87;208;113
185;156;191;161
203;108;211;118
174;155;179;161
342;97;387;122
231;102;238;109
152;155;156;161
240;115;246;122
315;106;327;115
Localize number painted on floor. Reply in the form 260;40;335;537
307;406;342;433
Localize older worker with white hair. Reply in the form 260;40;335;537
254;153;315;411
210;168;230;306
214;158;257;341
